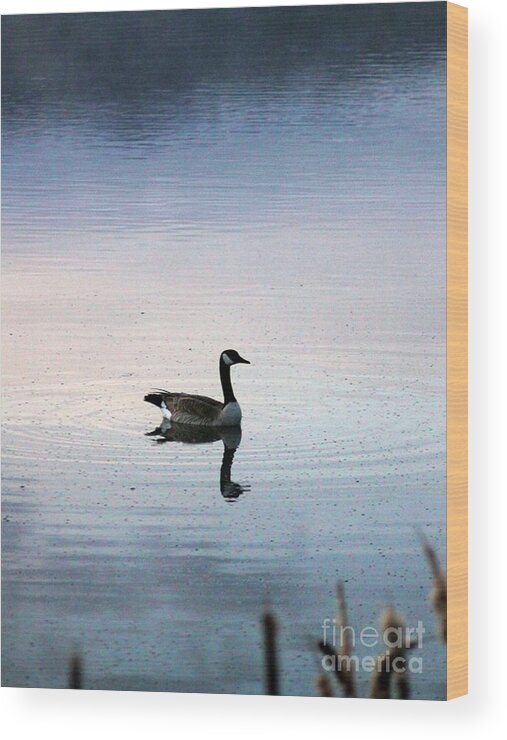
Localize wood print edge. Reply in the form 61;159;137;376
446;1;468;701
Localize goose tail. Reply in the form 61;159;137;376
144;393;164;408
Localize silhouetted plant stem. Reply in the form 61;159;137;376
68;653;83;690
262;609;280;695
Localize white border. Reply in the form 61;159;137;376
2;0;506;737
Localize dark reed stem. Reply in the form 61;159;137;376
336;581;356;698
68;653;83;690
315;672;334;697
262;609;280;696
418;531;447;643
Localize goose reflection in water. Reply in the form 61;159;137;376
145;420;250;501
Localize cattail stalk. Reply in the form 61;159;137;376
370;654;391;699
262;609;280;696
336;581;356;698
68;653;83;690
317;582;356;697
370;606;410;700
420;532;447;642
315;672;334;697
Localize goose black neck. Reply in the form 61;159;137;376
220;358;236;404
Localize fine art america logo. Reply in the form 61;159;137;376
321;617;425;674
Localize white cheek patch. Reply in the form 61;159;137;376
161;400;172;420
222;353;234;366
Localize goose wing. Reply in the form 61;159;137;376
153;390;223;422
174;394;224;422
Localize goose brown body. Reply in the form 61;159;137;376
144;350;250;427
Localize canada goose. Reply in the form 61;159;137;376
144;349;250;427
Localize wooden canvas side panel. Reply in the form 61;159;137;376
446;1;468;701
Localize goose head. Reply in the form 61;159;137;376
220;349;250;366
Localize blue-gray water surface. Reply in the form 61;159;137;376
2;4;447;698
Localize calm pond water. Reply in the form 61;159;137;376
2;4;447;698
